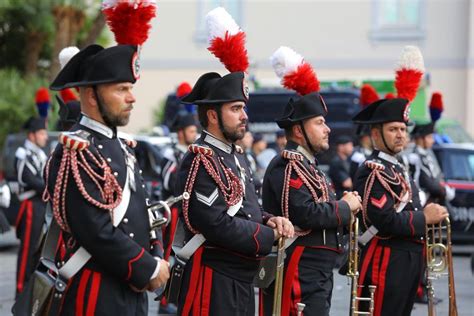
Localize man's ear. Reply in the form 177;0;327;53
83;87;98;108
207;108;218;126
292;124;303;139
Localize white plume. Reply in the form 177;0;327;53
59;46;80;69
396;45;425;72
270;46;304;79
206;7;241;44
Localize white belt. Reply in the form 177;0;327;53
359;192;409;246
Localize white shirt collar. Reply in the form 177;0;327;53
378;151;399;165
176;143;188;154
415;145;428;155
80;115;114;139
296;145;316;164
203;130;233;154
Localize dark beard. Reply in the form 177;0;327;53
217;111;246;143
95;89;129;127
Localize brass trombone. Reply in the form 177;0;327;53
425;217;458;316
272;237;286;316
347;214;376;315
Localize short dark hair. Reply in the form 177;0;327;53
284;126;294;138
197;103;221;128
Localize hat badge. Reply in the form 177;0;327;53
242;73;250;101
131;51;141;80
403;102;410;122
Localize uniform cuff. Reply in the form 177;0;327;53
337;200;352;226
150;258;161;280
126;248;158;289
411;211;426;237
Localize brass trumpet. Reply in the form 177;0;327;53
148;192;190;230
272;237;286;316
347;214;376;315
425;217;458;316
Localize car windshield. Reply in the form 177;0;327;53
443;150;474;181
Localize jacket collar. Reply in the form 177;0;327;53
286;140;316;164
203;130;233;154
80;114;115;139
377;150;399;165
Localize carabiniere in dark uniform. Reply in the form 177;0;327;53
260;92;352;316
43;44;164;315
174;72;275;316
352;98;426;316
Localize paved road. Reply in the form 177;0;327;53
1;230;473;315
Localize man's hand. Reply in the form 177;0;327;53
423;203;449;224
266;216;295;239
147;259;170;292
341;191;362;214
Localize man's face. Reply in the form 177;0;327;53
218;101;248;143
423;133;435;149
96;82;136;127
32;129;48;148
341;142;354;156
373;122;407;154
180;125;198;145
302;116;331;153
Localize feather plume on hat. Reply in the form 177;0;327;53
270;46;320;96
360;84;379;108
429;92;444;123
395;46;425;102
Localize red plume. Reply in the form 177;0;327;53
395;46;425;101
281;63;320;96
208;31;249;73
384;92;396;99
59;88;78;103
176;82;192;98
35;87;50;103
429;92;444;122
102;1;156;46
360;84;379;107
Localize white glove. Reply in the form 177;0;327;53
445;185;456;202
0;184;11;208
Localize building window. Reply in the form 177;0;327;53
370;0;425;41
195;0;243;44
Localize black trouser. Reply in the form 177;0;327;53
260;246;337;316
177;248;255;316
358;240;423;316
15;198;46;295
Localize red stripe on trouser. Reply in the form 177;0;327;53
281;246;305;316
164;207;179;260
76;269;92;316
16;200;33;293
86;272;101;316
371;246;383;286
374;247;391;316
192;265;204;316
357;238;379;297
15;200;27;227
200;267;213;316
258;289;264;316
182;247;204;316
290;257;303;316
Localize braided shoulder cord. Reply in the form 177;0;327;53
361;166;412;237
182;153;243;235
281;160;331;237
44;147;123;233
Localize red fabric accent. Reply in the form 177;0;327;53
253;224;261;254
442;181;474;190
371;246;383;286
374;247;391;316
201;266;213;316
192;265;204;316
176;82;192;98
360;84;379;107
289;177;304;190
282;62;320;95
76;269;92;316
35;87;50;103
370;194;387;209
358;238;379;297
259;289;264;316
281;246;305;316
86;272;101;316
182;247;204;316
290;260;303;315
16;200;33;293
126;248;145;281
408;212;415;236
15;200;27;227
164;206;179;260
60;88;78;103
208;31;249;73
334;202;341;225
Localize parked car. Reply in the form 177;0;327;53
432;143;474;244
